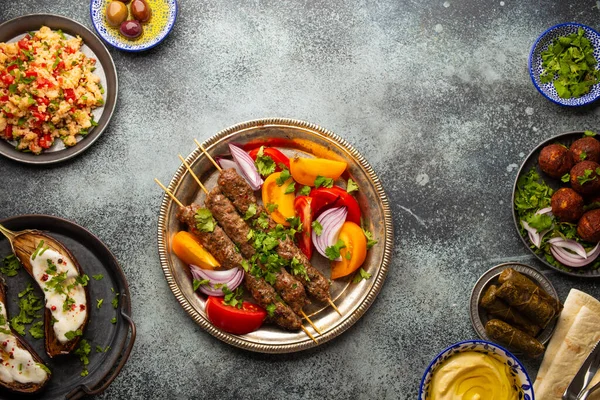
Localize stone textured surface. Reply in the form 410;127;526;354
2;1;600;399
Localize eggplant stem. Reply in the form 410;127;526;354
0;224;17;242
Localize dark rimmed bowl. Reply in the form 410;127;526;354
0;14;118;164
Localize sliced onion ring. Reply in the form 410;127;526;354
548;237;587;258
522;220;543;248
190;265;244;296
550;241;600;268
312;206;347;261
229;144;263;191
536;207;553;216
216;157;243;176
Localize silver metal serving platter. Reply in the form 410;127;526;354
157;118;393;353
469;262;559;349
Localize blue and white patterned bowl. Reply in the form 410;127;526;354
418;340;534;400
90;0;177;52
529;23;600;107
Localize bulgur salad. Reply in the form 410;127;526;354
0;26;104;154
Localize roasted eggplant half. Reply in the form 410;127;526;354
0;226;90;357
0;281;51;394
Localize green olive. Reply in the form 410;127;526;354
106;1;128;27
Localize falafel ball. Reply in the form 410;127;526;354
578;209;600;242
551;188;585;222
539;143;574;178
570;136;600;163
570;160;600;195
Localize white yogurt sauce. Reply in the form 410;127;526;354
0;302;48;384
30;248;87;343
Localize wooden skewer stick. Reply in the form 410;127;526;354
178;155;209;195
194;139;222;172
301;326;317;344
328;299;342;316
154;178;184;208
301;310;322;335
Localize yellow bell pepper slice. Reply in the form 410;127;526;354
172;231;220;270
290;157;347;186
331;221;367;279
262;172;296;226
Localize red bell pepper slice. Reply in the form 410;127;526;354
310;186;362;225
294;196;313;259
248;147;290;171
205;296;267;335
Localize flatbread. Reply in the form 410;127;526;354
534;289;600;392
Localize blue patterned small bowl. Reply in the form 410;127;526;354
529;23;600;107
90;0;177;52
418;340;534;400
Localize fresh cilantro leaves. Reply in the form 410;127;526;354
29;321;44;339
222;285;244;309
314;175;334;188
74;339;91;376
243;203;257;220
284;182;296;194
290;257;310;281
276;169;291;186
352;268;372;283
195;208;216;233
266;203;279;213
577;168;597;185
1;254;20;277
346;179;359;193
299;186;311;196
561;173;570;183
193;279;209;291
92;274;104;281
312;221;323;236
254;147;276;176
65;329;83;341
266;303;276;318
325;240;346;260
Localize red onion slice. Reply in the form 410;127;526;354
522;220;542;248
550;246;594;267
229;144;263;191
536;207;553;216
548;238;588;258
312;206;347;261
190;265;244;296
216;157;243;176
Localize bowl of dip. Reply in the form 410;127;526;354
418;339;534;400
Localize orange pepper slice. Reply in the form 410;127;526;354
262;172;296;226
331;221;367;279
171;231;220;270
290;157;347;186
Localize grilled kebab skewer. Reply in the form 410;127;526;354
154;179;308;335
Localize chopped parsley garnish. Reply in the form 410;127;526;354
0;328;11;335
65;329;83;340
92;274;104;281
37;363;51;374
244;203;257;220
352;268;372;283
577;169;598;185
255;213;270;229
325;240;346;260
96;299;104;309
312;221;323;236
112;292;119;309
254;147;276;176
580;151;588;161
525;213;553;232
193;279;209;291
266;203;279;213
561;173;571;183
290;257;309;281
63;295;75;312
8;84;16;94
299;186;311;196
74;339;91;376
241;260;250;272
111;317;117;324
284;182;296;194
585;130;597;137
266;303;276;318
76;274;90;287
1;254;21;277
222;285;244;309
195;208;216;233
286;216;303;232
45;259;57;274
345;251;352;260
10;284;43;337
276;169;291;186
29;321;44;339
540;27;600;98
346;179;359;193
363;229;378;249
314;175;334;188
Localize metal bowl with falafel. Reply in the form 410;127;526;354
513;130;600;277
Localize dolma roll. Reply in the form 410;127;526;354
485;319;545;358
480;285;541;337
498;268;563;314
496;280;557;328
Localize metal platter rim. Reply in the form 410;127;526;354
157;117;394;353
512;130;600;277
469;262;559;348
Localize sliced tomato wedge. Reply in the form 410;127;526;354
310;186;362;225
205;296;267;335
294;196;313;259
248;146;290;171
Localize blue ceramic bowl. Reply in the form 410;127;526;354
90;0;177;52
418;340;534;400
529;23;600;107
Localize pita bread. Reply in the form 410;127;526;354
534;289;600;392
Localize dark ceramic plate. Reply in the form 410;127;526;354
0;215;135;400
0;14;118;164
469;262;559;350
512;130;600;277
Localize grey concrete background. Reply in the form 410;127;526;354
2;0;600;398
